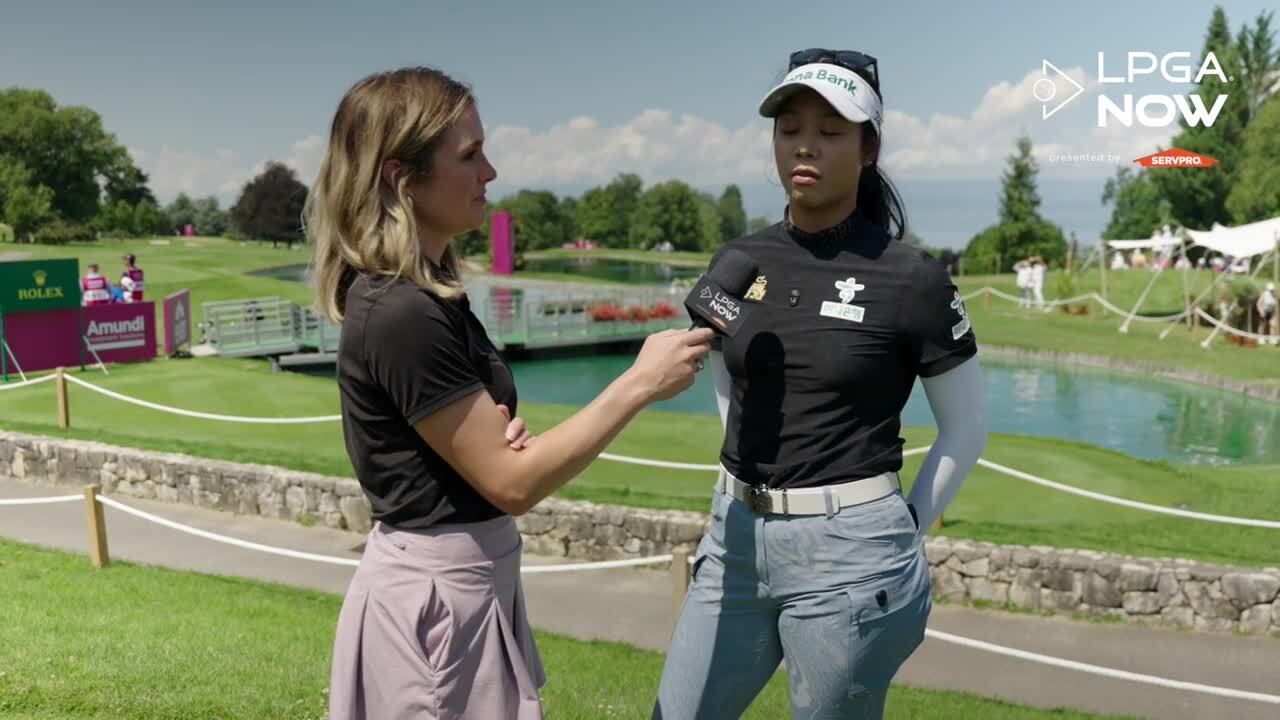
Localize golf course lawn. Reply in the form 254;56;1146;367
7;237;1278;385
0;357;1276;569
0;538;1135;719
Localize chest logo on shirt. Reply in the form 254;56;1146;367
820;277;866;322
950;291;972;339
745;274;768;301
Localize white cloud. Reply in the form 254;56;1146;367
485;110;774;189
134;63;1196;206
131;134;326;204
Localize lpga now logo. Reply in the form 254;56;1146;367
1037;52;1229;128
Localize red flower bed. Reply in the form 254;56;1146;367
588;300;681;323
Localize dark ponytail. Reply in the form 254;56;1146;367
855;135;908;242
851;65;907;242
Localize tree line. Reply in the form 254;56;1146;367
450;175;769;263
964;7;1279;276
0;87;302;246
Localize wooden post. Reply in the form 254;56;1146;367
84;484;109;568
932;514;944;531
1099;242;1109;315
1182;242;1193;330
670;548;691;620
55;367;70;429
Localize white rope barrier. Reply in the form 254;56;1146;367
598;452;719;472
975;457;1280;529
924;628;1280;705
93;494;680;574
0;374;57;392
1092;295;1188;322
64;375;342;424
1043;292;1097;307
1195;308;1277;343
95;495;361;567
7;490;1279;705
523;555;674;573
0;494;82;506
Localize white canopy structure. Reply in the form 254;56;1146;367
1184;216;1280;258
1106;237;1181;250
1095;215;1280;344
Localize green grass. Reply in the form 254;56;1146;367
6;237;1279;383
955;271;1280;384
4;236;316;308
0;538;1133;719
1;358;1277;568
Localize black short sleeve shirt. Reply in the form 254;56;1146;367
337;273;514;528
714;212;977;490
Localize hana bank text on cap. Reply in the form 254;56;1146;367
758;63;883;136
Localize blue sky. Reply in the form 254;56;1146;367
3;1;1274;248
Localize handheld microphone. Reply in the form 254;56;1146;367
684;248;758;337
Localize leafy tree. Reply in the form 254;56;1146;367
132;200;169;236
628;180;715;252
94;200;136;238
1149;7;1250;230
717;184;747;242
0;88;141;223
998;136;1042;225
963;135;1067;273
1234;11;1280;124
166;192;197;232
1101;167;1171;240
496;190;573;252
192;195;231;237
748;216;772;233
231;162;308;247
4;184;55;240
575;173;642;247
102;154;156;207
1226;95;1280;222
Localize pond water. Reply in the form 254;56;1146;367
250;262;1279;466
504;354;1280;466
519;256;702;285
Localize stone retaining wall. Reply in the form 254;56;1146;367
923;536;1280;635
3;431;1277;636
980;345;1280;403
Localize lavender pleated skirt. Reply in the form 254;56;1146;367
328;516;546;719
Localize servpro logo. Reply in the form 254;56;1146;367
1133;148;1220;168
1038;51;1229;128
87;318;145;336
16;270;64;301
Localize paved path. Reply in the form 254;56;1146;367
3;479;1278;720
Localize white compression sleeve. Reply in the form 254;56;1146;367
710;350;731;432
907;356;989;536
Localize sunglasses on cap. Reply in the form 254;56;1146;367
788;48;880;99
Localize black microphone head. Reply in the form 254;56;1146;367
684;247;759;337
707;248;759;298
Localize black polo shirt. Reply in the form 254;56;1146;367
713;211;977;490
337;273;513;528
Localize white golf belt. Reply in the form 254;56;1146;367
717;468;900;515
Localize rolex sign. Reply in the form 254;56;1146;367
0;259;81;313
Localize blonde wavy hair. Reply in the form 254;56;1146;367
305;67;473;323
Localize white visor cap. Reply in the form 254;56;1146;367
758;63;882;136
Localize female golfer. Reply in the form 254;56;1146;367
306;66;714;720
653;49;988;719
